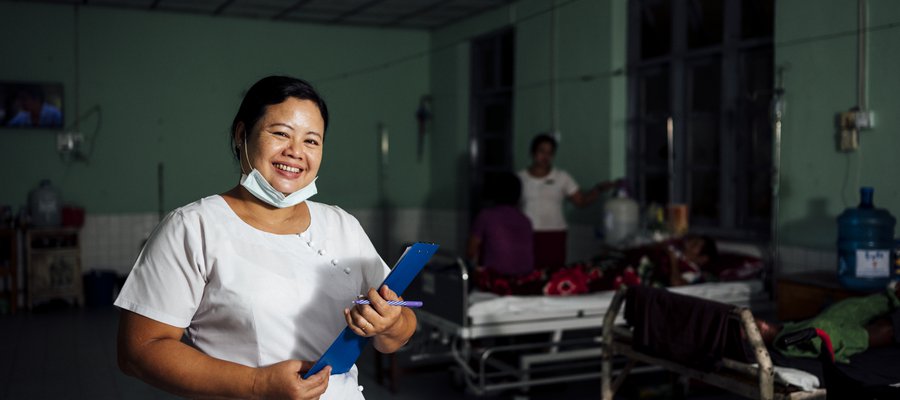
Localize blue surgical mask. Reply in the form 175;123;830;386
240;169;318;208
239;136;317;208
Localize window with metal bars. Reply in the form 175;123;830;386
627;0;774;239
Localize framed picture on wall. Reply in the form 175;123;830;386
0;81;64;129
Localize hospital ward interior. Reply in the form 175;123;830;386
2;0;900;399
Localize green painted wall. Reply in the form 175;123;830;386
0;2;429;214
429;0;628;227
10;0;888;252
775;0;900;249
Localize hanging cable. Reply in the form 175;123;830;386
74;5;80;134
549;0;559;135
858;0;867;111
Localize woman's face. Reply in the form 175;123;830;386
239;97;324;195
532;141;555;169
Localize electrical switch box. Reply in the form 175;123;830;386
836;109;875;152
838;111;859;152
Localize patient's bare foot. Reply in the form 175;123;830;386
755;319;782;344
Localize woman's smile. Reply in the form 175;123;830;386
243;97;325;195
273;162;301;174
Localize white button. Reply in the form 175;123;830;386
343;267;351;274
331;259;339;266
358;385;364;392
307;241;314;247
318;249;327;256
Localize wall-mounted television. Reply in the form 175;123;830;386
0;81;64;129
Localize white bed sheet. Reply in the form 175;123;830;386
467;280;764;325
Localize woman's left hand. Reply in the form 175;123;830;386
344;285;403;338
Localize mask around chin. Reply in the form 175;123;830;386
239;168;318;208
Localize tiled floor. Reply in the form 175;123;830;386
0;304;743;400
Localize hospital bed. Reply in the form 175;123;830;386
600;285;827;400
400;247;772;396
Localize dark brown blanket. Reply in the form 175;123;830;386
624;285;750;371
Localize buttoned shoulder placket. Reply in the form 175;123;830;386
298;230;347;275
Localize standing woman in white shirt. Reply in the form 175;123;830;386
115;75;416;400
518;133;620;271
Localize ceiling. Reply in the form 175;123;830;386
11;0;515;30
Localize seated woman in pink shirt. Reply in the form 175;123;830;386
467;171;535;293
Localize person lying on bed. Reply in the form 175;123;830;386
755;281;900;363
618;233;720;287
664;234;719;286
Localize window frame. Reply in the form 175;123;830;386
626;0;774;240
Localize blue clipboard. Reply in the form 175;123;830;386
302;242;439;378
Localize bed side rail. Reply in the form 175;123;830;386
601;286;782;400
601;286;629;400
406;248;470;328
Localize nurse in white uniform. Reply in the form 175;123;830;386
518;133;621;270
115;75;416;399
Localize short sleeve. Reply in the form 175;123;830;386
560;170;579;196
470;210;488;238
114;210;207;328
351;215;391;293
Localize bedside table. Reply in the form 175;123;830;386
776;271;878;322
25;228;84;309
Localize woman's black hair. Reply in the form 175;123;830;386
484;171;522;206
230;75;329;161
530;133;558;155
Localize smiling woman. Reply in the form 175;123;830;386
231;97;325;215
113;76;417;400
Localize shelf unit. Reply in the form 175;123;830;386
26;228;84;309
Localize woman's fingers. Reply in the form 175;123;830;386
297;360;316;374
344;308;371;337
298;365;330;399
253;361;329;400
346;286;405;337
360;286;402;317
379;285;400;302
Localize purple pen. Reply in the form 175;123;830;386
352;300;423;308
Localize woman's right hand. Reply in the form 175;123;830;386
252;360;330;400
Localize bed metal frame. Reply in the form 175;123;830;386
405;253;614;396
601;286;826;400
399;248;780;397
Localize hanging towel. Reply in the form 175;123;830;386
624;285;748;371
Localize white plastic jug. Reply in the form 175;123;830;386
603;189;639;246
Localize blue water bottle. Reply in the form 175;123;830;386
837;187;897;290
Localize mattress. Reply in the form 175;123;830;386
467;280;764;325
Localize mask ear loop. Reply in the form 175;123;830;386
240;133;251;175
